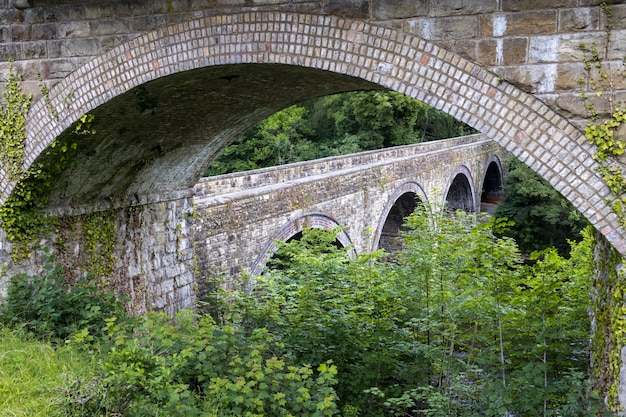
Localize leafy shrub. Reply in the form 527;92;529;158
0;251;126;342
67;310;339;416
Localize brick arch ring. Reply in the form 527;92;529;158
371;181;428;252
443;165;476;213
15;11;622;252
249;212;356;276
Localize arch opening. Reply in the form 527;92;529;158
377;192;421;254
250;213;354;276
480;160;504;215
445;173;474;213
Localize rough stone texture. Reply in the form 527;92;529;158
0;195;196;316
192;134;503;278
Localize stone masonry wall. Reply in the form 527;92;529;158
1;1;624;125
0;194;196;316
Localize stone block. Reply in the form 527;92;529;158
61;38;101;57
89;18;131;36
0;43;21;60
32;23;57;40
431;0;497;17
21;41;46;59
322;0;369;19
58;21;90;38
609;29;626;60
370;0;428;20
40;57;81;79
498;11;557;36
128;14;168;33
411;16;478;40
84;3;114;20
605;4;626;30
11;23;29;41
43;4;85;22
21;7;43;24
559;7;600;31
502;0;577;12
0;8;15;25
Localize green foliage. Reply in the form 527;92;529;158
0;61;31;181
494;155;587;255
0;250;126;343
206;91;474;176
0;64;94;261
67;311;339;416
225;209;603;416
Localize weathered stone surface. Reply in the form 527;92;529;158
430;0;497;17
503;0;577;12
370;0;428;20
559;7;600;31
407;15;478;40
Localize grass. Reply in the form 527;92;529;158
0;325;96;417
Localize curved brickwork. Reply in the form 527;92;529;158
7;11;620;252
249;212;355;276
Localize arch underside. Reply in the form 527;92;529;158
18;12;622;252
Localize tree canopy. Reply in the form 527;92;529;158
205;91;474;176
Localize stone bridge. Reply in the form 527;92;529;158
0;2;624;312
192;134;503;279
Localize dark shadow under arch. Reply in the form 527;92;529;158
373;182;428;254
480;157;504;214
445;168;475;213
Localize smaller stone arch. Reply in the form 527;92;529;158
372;182;428;253
250;213;354;276
444;166;476;213
480;156;505;214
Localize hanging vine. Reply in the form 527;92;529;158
0;61;31;181
0;64;95;261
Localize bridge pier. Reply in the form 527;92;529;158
0;194;197;317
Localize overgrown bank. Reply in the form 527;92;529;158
0;208;610;416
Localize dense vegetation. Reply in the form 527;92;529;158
205;90;474;176
0;207;608;416
494;156;588;255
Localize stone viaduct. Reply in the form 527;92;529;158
0;0;624;370
193;134;503;280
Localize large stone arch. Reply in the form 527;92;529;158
250;213;355;276
13;12;621;252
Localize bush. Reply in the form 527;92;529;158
67;310;339;416
0;251;126;343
